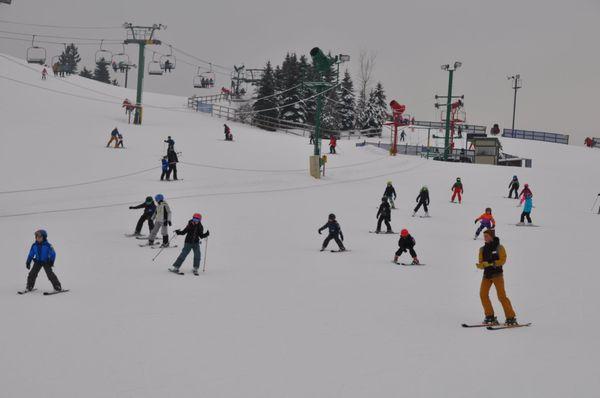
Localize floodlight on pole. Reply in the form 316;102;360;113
508;74;522;136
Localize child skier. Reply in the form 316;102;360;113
474;207;496;239
508;175;520;199
147;194;172;247
375;197;393;233
329;135;337;154
318;213;345;251
518;183;532;207
451;177;463;203
41;67;48;80
476;230;517;325
224;124;233;141
384;181;397;209
393;229;420;265
170;213;210;275
160;156;169;181
128;196;156;236
518;194;533;225
413;186;430;217
116;133;124;148
106;127;120;148
23;230;63;293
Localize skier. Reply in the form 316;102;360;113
474;207;496;239
318;213;345;252
518;194;534;225
451;177;463;203
106;127;120;148
393;229;420;265
518;183;532;207
490;123;500;136
166;148;179;181
160;156;169;181
116;132;124;148
384;181;397;209
413;186;430;217
508;175;520;199
309;133;314;145
329;135;337;154
147;194;172;247
52;62;59;77
41;67;48;80
164;136;175;151
375;197;393;233
24;230;63;293
128;196;156;236
170;213;210;275
224;124;233;141
476;229;517;325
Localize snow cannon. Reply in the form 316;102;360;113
389;100;406;117
310;48;336;74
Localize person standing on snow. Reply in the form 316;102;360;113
128;196;156;236
318;213;346;252
518;194;534;225
329;135;337;154
164;136;175;151
384;181;397;209
41;67;48;80
413;186;430;217
224;124;233;141
148;194;172;247
476;229;517;326
474;207;496;239
393;229;420;265
116;132;124;148
170;213;210;275
508;175;520;199
160;156;169;181
518;183;532;207
106;127;120;148
24;230;63;293
451;177;463;203
375;197;393;233
166;148;179;181
400;130;406;142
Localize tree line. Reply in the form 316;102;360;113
49;43;118;86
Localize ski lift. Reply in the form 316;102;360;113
148;52;164;76
193;65;215;89
95;40;113;63
111;44;130;73
159;45;176;72
26;35;46;65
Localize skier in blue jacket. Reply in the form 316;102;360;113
518;195;534;225
160;156;169;181
25;230;62;292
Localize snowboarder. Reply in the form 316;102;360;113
451;177;463;203
508;175;520;199
224;124;233;141
518;183;532;207
518;194;533;225
476;229;517;325
318;213;345;252
24;230;63;293
41;67;48;80
375;197;392;233
170;213;210;275
147;194;172;247
393;229;420;265
164;136;175;151
106;127;120;148
474;207;496;239
329;135;337;154
129;196;156;236
166;148;179;181
384;181;397;209
413;186;430;217
160;156;169;181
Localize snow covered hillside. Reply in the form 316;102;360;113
1;53;599;398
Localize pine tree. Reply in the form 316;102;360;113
252;61;278;129
279;53;307;124
363;82;387;132
79;67;93;79
339;70;356;131
93;58;111;84
58;43;81;74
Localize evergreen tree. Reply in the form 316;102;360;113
93;58;111;84
58;43;81;74
363;82;387;132
253;61;278;128
279;53;307;124
338;70;356;131
79;67;93;79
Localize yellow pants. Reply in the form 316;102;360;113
480;276;516;319
106;136;118;148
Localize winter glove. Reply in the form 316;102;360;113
26;261;31;270
168;221;172;226
205;230;210;237
476;262;486;270
318;229;322;234
175;229;182;234
474;220;478;224
129;206;134;209
340;234;344;241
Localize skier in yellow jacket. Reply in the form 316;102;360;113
476;230;517;326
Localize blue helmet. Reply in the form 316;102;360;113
155;194;164;202
513;175;517;179
35;229;47;239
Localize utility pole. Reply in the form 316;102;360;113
123;23;163;125
436;62;462;161
508;74;522;134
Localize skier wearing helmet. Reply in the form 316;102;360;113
474;207;496;239
170;213;210;275
375;197;393;233
508;176;520;199
128;196;156;236
22;229;63;293
451;177;463;204
413;186;430;217
318;213;345;251
518;184;532;207
393;229;419;265
383;181;397;209
147;194;172;247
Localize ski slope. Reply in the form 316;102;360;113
1;53;599;398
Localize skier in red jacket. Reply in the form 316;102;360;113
329;135;337;154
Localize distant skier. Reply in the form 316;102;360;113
164;136;175;151
224;124;233;141
413;186;430;217
474;207;496;239
518;183;532;207
490;123;500;136
393;229;420;265
400;130;406;142
508;175;520;199
384;181;397;209
318;213;345;252
375;197;393;233
106;127;120;148
518;194;534;225
160;156;169;181
309;133;314;145
329;135;337;154
147;194;172;247
128;196;156;236
23;230;63;293
116;132;124;148
166;148;179;181
451;177;463;204
476;229;517;325
41;67;48;80
170;213;210;275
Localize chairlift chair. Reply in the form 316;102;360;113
193;66;215;89
26;35;46;65
95;40;113;63
111;44;130;72
148;52;164;76
159;45;176;72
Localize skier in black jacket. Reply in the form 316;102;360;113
318;213;346;251
393;229;420;265
170;213;210;275
413;186;430;217
376;197;392;233
384;181;397;209
166;148;179;181
129;196;156;235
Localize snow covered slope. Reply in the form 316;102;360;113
1;53;599;398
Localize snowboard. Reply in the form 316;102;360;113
369;231;395;234
17;288;37;295
44;289;70;296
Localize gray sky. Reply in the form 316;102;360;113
2;0;599;143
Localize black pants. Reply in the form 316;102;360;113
329;146;336;154
377;217;392;232
414;201;428;213
508;187;519;199
323;234;344;250
396;247;417;258
160;170;169;181
520;211;532;223
27;262;61;290
167;164;178;180
135;213;155;234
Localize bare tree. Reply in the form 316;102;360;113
358;50;377;104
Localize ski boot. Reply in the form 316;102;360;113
160;235;169;248
516;222;525;226
386;229;393;234
505;317;518;326
484;315;499;325
424;212;429;217
412;211;416;217
193;269;199;276
393;255;399;264
320;246;326;252
411;257;420;265
375;229;381;234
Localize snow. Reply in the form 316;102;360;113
1;53;599;398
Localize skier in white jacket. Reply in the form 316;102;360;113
148;194;172;247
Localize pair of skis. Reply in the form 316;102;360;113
392;261;425;266
17;288;70;296
462;322;532;330
168;268;199;276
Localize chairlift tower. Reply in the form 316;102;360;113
435;62;462;160
123;23;164;125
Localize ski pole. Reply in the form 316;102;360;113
152;232;178;262
202;237;209;272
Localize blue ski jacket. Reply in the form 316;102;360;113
523;197;533;213
27;241;56;266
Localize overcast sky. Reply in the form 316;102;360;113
2;0;599;143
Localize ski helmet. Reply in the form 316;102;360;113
192;213;202;221
485;207;492;213
400;229;409;237
513;175;517;179
155;194;164;202
456;177;461;181
145;196;153;203
387;181;392;185
422;186;428;191
35;229;47;239
524;183;529;188
328;213;336;220
382;197;387;202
